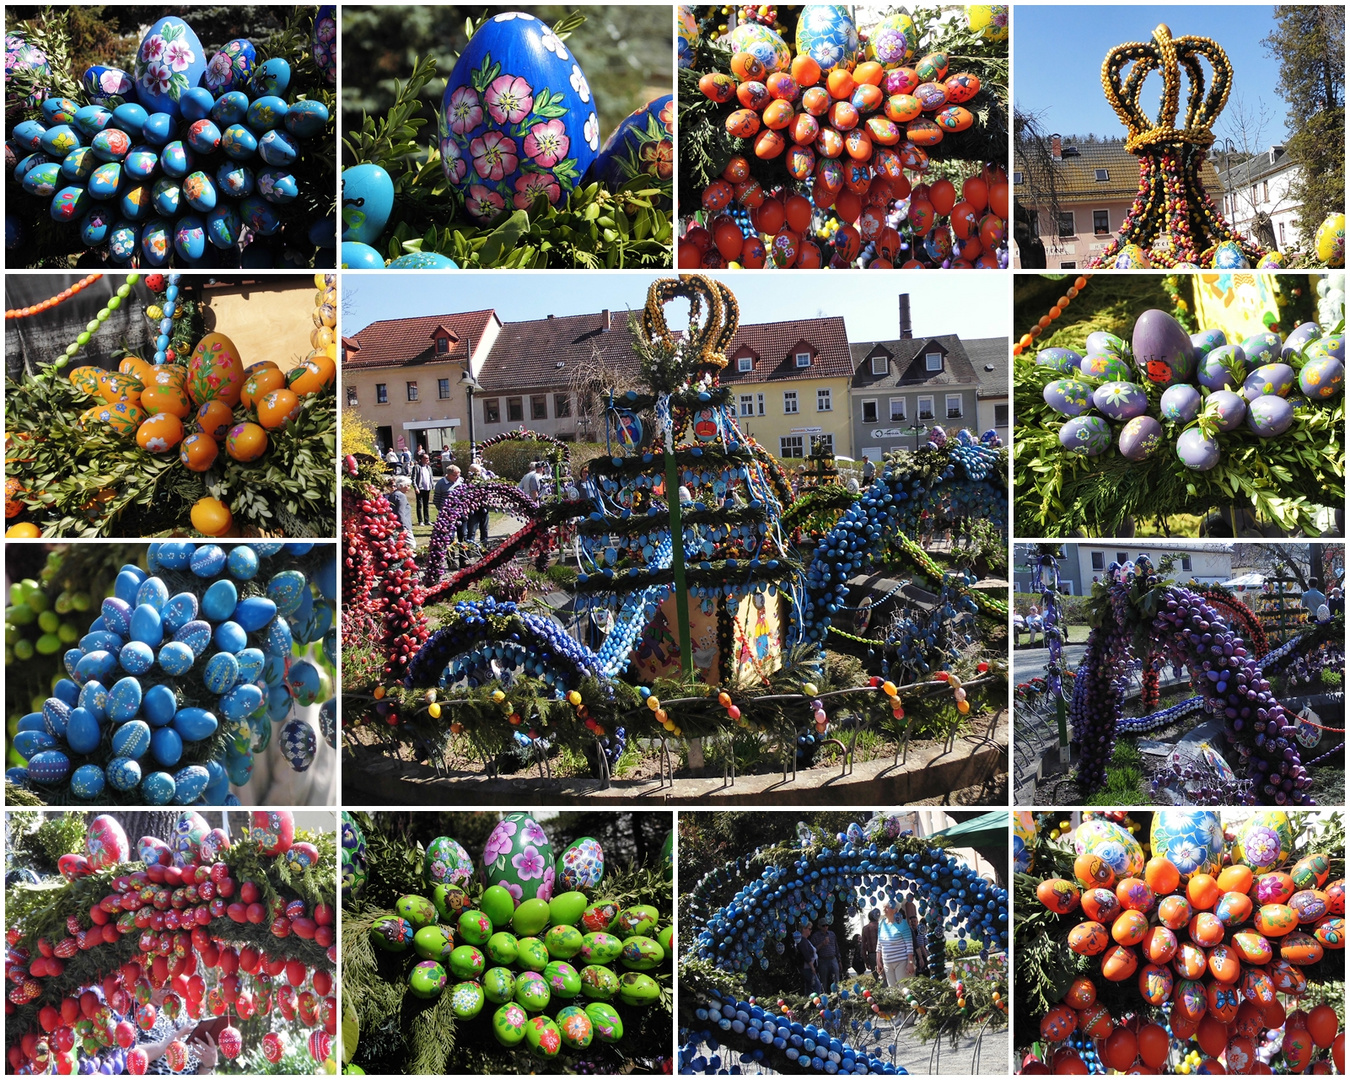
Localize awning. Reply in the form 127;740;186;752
1219;573;1264;588
931;811;1007;848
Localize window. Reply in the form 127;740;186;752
406;381;418;402
925;352;942;373
739;394;755;417
816;433;833;454
507;397;523;422
780;436;804;459
531;395;547;420
1091;551;1105;571
1093;209;1109;236
1251;184;1258;204
862;399;878;424
1059;261;1076;269
1094;168;1109;182
1013;170;1023;184
1279;221;1286;246
484;398;501;423
1117;551;1128;565
438;378;451;399
1056;212;1075;237
738;356;753;373
756;393;765;416
946;394;963;419
816;388;831;412
1262;180;1269;202
346;386;358;406
890;397;906;422
870;355;888;375
435;336;449;355
795;351;812;368
1181;555;1192;571
554;394;571;418
783;391;798;414
375;383;388;404
918;396;934;420
862;446;883;460
994;403;1009;426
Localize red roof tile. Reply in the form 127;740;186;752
723;316;852;383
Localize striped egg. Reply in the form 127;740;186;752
111;720;151;759
175;620;212;655
266;571;309;616
26;749;72;784
107;756;141;791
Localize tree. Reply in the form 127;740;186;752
1262;6;1346;243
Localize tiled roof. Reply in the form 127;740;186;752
723;316;853;383
1213;147;1294;187
478;310;642;392
344;310;498;369
1015;141;1223;203
849;335;978;388
964;337;1010;399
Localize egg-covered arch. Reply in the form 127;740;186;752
421;480;544;587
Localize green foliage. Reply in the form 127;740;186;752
8;811;86;877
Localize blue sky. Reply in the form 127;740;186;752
343;272;1010;343
1015;6;1295;148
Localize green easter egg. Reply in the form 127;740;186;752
407;960;446;999
482;966;516;1004
480;884;516;928
482;812;554;902
661;829;673;880
556;1004;594;1049
543;960;582;998
657;925;674;958
548;890;589;927
425;835;474;888
580;900;619;933
413;924;454;962
449;979;485;1019
580;932;623;965
370;917;414;952
619;935;664;970
513;970;551;1012
579;964;619;1000
485;931;519;965
585;1001;624;1043
431;883;470;924
524;1015;562;1059
544;924;584;959
512;897;551;936
515;936;550;971
395;894;437;929
457;908;492;945
447;944;485;980
613;904;659;938
617;971;660;1006
492;1002;529;1047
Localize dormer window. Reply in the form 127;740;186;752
435;336;449;355
870;355;888;375
738;356;753;373
1013;170;1023;184
795;351;812;368
1094;168;1109;182
925;352;942;372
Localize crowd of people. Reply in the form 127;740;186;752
796;903;929;994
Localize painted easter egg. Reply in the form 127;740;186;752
1081;888;1120;925
313;5;336;85
407;960;447;998
446;978;483;1017
1215;891;1252;928
1288;889;1328;923
726;21;793;74
514;970;551;1011
482;812;554;903
1204;389;1245;431
132;18;207;118
1191;327;1227;358
587;95;673;208
1086;330;1131;360
1176;427;1220;471
1307;333;1345;362
1012;811;1036;874
1255;903;1298;937
387;252;459;268
433;884;471;924
1034;347;1081;373
584;1002;623;1044
172;811;211;864
1091;381;1148;420
86;814;129;870
1067;921;1108;955
280;717;316;771
1059;415;1111;456
866;12;916;67
340;163;393;245
1074;819;1144;878
283;97;328;138
7;33;51;108
967;5;1009;42
1138;963;1172;1005
341;812;369;903
186;332;245;408
1299;355;1344;399
1312;916;1344;947
544;959;583;995
139;836;174;866
1149;811;1222;882
1232;811;1292;871
371;917;415;951
1118;415;1163;461
1291;853;1331;890
1133;308;1195;386
1315;212;1344;267
440;12;600;221
1099;944;1137;982
1231;929;1273;965
795;6;859;75
1073;853;1116;889
557;836;605;892
1079;354;1132;382
1042;378;1093;416
544;924;584;959
1279;932;1323;965
251;810;294;855
1036;878;1080;915
1196;344;1246;390
1245;394;1295;437
524;1015;562;1059
426;836;476;888
1241;362;1295;400
493;1001;530;1047
677;6;700;69
204;38;255;95
1211;240;1250;269
581;901;619;933
1113;243;1151;269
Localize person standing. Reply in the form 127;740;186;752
411;452;434;526
862;455;875;484
876;902;913;986
519;461;542;501
811;917;841;992
398;445;413;474
466;463;490;547
433;468;454;518
577;462;599;503
796;921;821;994
1302;578;1327;618
907;903;928;976
389;476;415;548
860;909;881;979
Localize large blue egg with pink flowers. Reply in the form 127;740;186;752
131;17;207;118
440;12;598;222
585;94;673;209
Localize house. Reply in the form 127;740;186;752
1013;543;1234;596
721;314;855;462
1210;145;1303;254
341;309;501;458
849;296;984;460
475;309;643;442
967;336;1010;445
1013;136;1225;268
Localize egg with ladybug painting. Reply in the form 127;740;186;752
440;12;599;222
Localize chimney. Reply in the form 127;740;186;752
601;309;611;331
547;313;554;319
1051;134;1062;161
898;293;912;339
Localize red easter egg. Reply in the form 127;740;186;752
1137;962;1172;1005
1102;1027;1138;1072
1306;1005;1338;1049
1039;1005;1077;1042
1100;944;1137;981
1137;1023;1169;1068
1078;1002;1113;1040
1284;1025;1314;1072
962;175;988;211
1196;1014;1229;1058
1061;977;1096;1009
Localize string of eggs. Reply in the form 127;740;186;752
1013;276;1093;357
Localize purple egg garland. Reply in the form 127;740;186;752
422;479;540;586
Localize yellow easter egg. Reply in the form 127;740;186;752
140;382;193;419
190;496;233;536
256;389;302;429
186;332;245;408
226;421;268;462
136;413;185;453
68;366;104;396
148;365;189;390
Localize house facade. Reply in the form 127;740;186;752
1013;543;1233;595
967;336;1010;444
1212;145;1303;254
341;309;501;458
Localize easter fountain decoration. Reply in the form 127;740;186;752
338;811;674;1073
340;9;673;269
4;541;337;806
4;809;339;1075
4;273;337;539
1015;809;1346;1075
679;813;1010;1075
341;274;1009;792
677;5;1010;269
4;10;336;268
1014;294;1345;537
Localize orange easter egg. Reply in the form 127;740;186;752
1312;914;1345;947
1111;910;1148;947
1207;980;1241;1021
1268;958;1307;994
288;353;336;396
190;497;232;537
241;367;287;409
98;371;143;405
1037;879;1081;916
1137;962;1172;1005
1074;854;1115;890
140;382;193;419
119;355;154;386
1207;944;1240;982
187;332;245;408
1142;925;1177;964
1081;888;1120;924
1068;921;1108;956
1039;1005;1077;1042
1242;966;1277;1005
1215;891;1253;927
1279;932;1324;965
1144;857;1181;896
1172;942;1207;980
256;389;302;430
1158;894;1192;930
1116;877;1155;913
1189;912;1225;947
226;422;268;463
136;413;184;453
1231;929;1273;964
148;365;188;390
179;433;219;473
1077;1002;1113;1040
196;400;235;441
1255;872;1296;905
1099;944;1137;981
1061;978;1096;1009
1216;865;1254;895
69;365;103;396
1255;904;1297;937
1187;874;1221;911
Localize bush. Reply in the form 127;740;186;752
442;440;611;482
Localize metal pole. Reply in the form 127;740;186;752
665;448;693;675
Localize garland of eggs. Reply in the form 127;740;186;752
5;809;337;1075
7;15;334;267
422;479;544;587
1071;558;1314;805
6;541;336;804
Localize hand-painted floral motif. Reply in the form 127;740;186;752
471;130;518;181
134;20;197;104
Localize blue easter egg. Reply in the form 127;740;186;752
1059;415;1111;456
257;167;299;204
160;140;192;177
211;90;250;126
78;205;117;246
221;684;264;720
1041;378;1093;417
266;570;309;616
158;641;196;675
14;153;56;185
342;241;385;268
150;726;183;767
27;750;72;785
111;719;152;759
112;102;149;137
320;699;337;747
143;684;178;727
40;123;83;158
109;222;140;262
78;681;109;719
440;12;600;221
10;120;48;152
794;6;858;74
161;592;199;632
20;162;61;197
179;86;215;122
1211;240;1250;269
204;652;240;693
107;676;144;722
258;127;299;166
283;97;328;138
124;148;158;180
83;65;134;104
1091;381;1148;421
265;617;293;656
66;707;103;754
130;603;164;646
41;97;79;124
107;756;142;791
239;195;282;235
202;579;238;620
287;660;322;706
151;177;182;216
247;95;289;132
140;215;173;265
214;621;248;653
73;106;115;136
220;122;258;159
142;112;174;146
228;546;260;579
190;544;227;576
132;18;208;118
206;205;242;248
70;764;106;799
174;765;210;803
586;94;673;208
314;6;337;84
186;118;221;155
387;252;459;268
102;597;133;635
42;698;69;739
141;771;176;805
137;577;169;610
90;128;131;162
234;596;278;632
281;717;316;771
14;730;56;758
119;641;156;674
174;214;208;261
204;38;256;94
254;57;292;97
172;707;219;741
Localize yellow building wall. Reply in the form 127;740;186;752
202;279;319;374
723;375;853;460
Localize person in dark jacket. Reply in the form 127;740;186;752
796;921;821;994
859;909;880;979
811;917;841;991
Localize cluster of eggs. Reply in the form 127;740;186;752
6;541;337;803
5;810;337;1077
1110;212;1345;271
358;818;668;1061
1025;812;1345;1075
681;4;1008;269
1035;308;1344;471
6;15;334;267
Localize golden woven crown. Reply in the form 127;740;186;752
642;275;740;370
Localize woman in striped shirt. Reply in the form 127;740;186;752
875;902;913;986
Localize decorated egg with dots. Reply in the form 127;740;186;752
1074;819;1144;879
726;21;793;73
280;717;316;771
1034;347;1081;374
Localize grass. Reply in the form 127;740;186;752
1084;738;1148;804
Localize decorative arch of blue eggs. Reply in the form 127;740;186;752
9;541;337;805
8;44;331;266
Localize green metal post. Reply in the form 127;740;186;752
664;450;693;675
